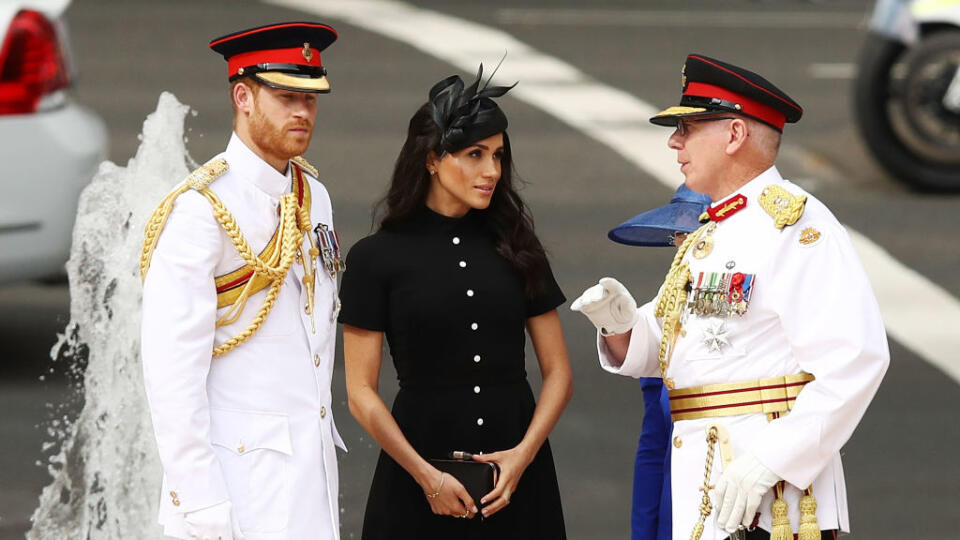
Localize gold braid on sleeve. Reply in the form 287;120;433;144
652;222;710;389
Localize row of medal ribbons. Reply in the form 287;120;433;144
688;271;755;317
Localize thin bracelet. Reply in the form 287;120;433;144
425;472;445;499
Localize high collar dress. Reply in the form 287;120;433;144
338;207;567;539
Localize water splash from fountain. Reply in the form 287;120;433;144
28;92;196;539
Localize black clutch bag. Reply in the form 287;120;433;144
429;455;499;505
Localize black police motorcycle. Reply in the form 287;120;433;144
854;0;960;191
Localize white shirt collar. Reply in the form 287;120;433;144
224;132;291;199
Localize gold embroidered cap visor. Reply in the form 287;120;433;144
649;105;710;127
254;69;330;93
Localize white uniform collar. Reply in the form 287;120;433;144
225;132;292;199
709;165;784;208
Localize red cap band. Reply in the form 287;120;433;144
228;46;322;77
684;82;786;130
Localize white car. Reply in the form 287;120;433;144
0;0;106;283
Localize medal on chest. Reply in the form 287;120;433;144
688;271;756;317
692;222;716;259
313;223;346;277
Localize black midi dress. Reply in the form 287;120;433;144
338;207;567;540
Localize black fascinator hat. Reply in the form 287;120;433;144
428;63;516;154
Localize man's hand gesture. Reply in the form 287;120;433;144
571;277;639;336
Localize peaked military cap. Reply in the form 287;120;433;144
608;184;711;247
209;22;338;93
651;54;803;132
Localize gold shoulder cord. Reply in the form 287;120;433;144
653;221;710;390
140;158;315;357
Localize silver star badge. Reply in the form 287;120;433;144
702;319;730;353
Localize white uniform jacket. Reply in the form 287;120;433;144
599;167;888;539
141;134;346;540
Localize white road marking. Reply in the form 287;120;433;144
848;229;960;382
270;0;960;383
808;62;858;79
495;8;867;29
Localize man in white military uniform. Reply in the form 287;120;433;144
140;22;346;540
573;54;888;540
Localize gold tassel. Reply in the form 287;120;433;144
769;482;793;540
797;488;820;540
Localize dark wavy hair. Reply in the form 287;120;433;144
374;103;550;297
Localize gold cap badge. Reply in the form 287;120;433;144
302;42;313;62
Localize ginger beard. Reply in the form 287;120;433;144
248;96;314;161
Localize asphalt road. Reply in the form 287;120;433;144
2;0;958;538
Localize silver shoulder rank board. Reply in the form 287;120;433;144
688;271;756;317
313;222;345;277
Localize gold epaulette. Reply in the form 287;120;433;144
291;155;319;178
759;184;806;229
186;157;229;190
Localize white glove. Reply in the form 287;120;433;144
183;500;244;540
570;277;639;336
713;453;780;533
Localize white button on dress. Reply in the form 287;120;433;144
473;354;481;363
470;322;478;330
452;237;460;245
473;386;480;394
467;289;474;297
476;418;484;426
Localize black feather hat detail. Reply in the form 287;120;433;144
428;63;516;154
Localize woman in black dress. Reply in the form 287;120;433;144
338;67;573;539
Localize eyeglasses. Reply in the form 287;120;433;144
675;116;735;136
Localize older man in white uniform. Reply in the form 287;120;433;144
573;54;888;540
140;22;346;540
